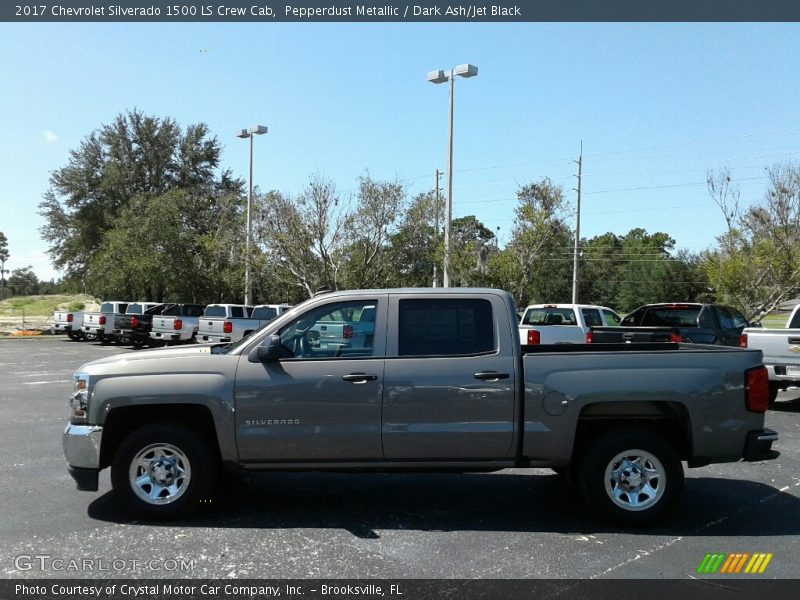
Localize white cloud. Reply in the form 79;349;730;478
43;130;58;143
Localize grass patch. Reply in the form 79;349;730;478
759;313;789;329
0;294;97;317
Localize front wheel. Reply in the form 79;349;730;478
111;422;218;519
577;428;683;527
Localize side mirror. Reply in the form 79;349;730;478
248;334;282;363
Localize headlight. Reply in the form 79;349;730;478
70;373;91;423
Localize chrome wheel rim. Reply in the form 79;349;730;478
604;449;665;512
129;443;191;505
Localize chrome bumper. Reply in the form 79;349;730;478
63;423;103;469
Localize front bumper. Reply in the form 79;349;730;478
63;424;103;491
743;428;780;462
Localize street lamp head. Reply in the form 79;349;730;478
249;125;268;135
426;69;448;84
235;128;250;139
453;64;478;78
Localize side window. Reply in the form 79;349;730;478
581;308;603;327
728;308;748;330
621;307;643;326
716;308;734;330
230;307;244;318
278;300;378;359
398;298;495;357
603;310;621;327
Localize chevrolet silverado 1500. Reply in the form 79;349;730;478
63;288;778;526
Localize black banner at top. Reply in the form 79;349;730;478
4;0;800;22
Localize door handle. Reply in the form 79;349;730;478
342;373;378;383
474;371;510;381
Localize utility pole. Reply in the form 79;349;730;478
433;169;441;288
571;141;583;304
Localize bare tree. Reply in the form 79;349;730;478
705;164;800;320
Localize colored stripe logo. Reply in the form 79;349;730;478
697;553;773;574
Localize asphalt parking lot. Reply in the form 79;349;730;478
1;337;799;580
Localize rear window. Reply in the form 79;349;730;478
204;306;227;318
126;304;143;315
252;306;278;320
100;302;117;313
184;305;205;317
641;307;701;327
398;298;495;356
522;307;577;326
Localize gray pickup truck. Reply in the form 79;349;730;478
742;304;800;403
63;288;778;526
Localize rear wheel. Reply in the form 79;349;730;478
67;331;84;341
130;336;146;348
111;422;217;519
577;427;683;527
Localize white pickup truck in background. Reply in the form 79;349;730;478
150;303;206;345
518;303;621;345
51;309;84;341
198;304;292;344
82;301;129;343
743;304;800;404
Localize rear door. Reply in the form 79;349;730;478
381;293;516;459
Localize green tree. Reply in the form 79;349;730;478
39;109;239;284
388;190;444;287
505;178;572;305
0;231;9;300
6;266;39;296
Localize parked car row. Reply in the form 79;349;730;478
518;301;758;348
51;301;292;347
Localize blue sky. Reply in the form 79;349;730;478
1;22;799;281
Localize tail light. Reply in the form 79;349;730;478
527;330;541;345
130;316;139;329
99;316;106;325
343;325;353;339
745;366;769;413
669;332;683;343
174;319;183;331
223;321;232;334
585;331;593;344
739;333;748;348
67;313;73;322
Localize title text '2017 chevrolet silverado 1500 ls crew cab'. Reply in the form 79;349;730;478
63;289;778;526
742;304;800;404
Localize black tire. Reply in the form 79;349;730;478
99;333;111;345
111;422;218;519
768;383;780;407
576;427;683;527
67;331;84;342
130;336;146;349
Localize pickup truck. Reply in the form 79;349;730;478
518;303;621;345
82;301;129;344
150;304;206;345
63;288;778;526
742;304;800;404
589;303;753;346
197;303;291;344
51;310;84;341
112;302;165;348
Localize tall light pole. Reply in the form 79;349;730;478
427;63;478;288
236;125;268;306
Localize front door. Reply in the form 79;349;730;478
235;297;387;462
